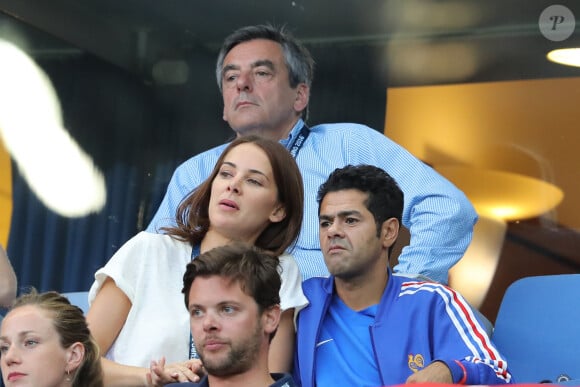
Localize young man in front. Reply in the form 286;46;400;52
153;243;296;387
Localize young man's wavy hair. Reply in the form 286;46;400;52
182;242;281;341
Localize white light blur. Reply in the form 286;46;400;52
547;48;580;68
0;39;106;217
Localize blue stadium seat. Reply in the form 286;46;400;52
492;274;580;384
62;291;90;315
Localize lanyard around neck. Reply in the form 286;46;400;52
287;123;310;158
189;245;200;359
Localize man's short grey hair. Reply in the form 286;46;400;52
215;24;315;93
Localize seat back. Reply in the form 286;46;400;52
492;274;580;384
62;291;90;315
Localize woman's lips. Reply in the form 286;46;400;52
7;372;26;381
219;199;239;209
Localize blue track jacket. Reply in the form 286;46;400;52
293;273;514;386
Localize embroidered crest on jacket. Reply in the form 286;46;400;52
408;354;425;372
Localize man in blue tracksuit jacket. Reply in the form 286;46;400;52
293;165;514;386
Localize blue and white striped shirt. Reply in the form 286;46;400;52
146;119;477;283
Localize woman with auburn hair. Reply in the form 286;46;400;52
0;290;103;387
87;135;306;386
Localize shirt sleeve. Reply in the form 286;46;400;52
278;253;308;312
345;125;478;284
428;284;513;384
88;231;152;304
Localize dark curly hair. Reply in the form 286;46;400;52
317;164;404;241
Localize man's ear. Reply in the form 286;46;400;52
65;342;85;373
269;204;286;223
262;304;281;335
381;218;399;249
293;83;310;114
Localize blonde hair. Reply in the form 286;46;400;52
10;289;104;387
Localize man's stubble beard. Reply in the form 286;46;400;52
200;320;263;377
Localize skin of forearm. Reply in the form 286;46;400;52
0;246;17;307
